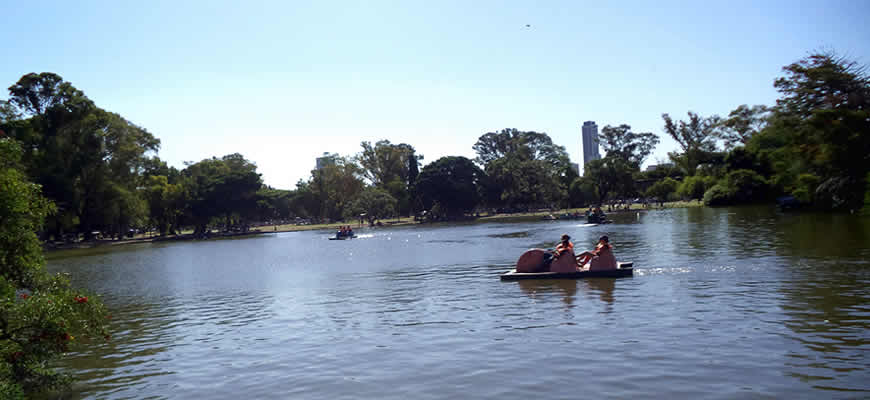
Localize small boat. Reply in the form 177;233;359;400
500;262;633;281
329;233;357;240
587;214;610;224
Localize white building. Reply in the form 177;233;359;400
316;152;337;170
581;121;601;169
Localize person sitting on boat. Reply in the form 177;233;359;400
544;234;582;273
553;234;574;259
576;235;617;271
347;226;354;236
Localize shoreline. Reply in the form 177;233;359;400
42;201;703;252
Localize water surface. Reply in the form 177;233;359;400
47;207;870;399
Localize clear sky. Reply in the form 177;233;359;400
2;0;869;189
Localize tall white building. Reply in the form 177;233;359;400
581;121;601;169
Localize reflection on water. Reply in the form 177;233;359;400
45;207;870;398
487;231;530;239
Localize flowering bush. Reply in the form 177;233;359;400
1;139;109;398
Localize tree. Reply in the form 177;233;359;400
598;124;660;168
307;157;366;221
583;156;635;205
343;188;397;225
356;141;422;216
473;128;571;208
677;175;714;202
1;138;109;397
645;177;679;207
771;51;870;210
568;177;597;208
181;154;263;234
661;111;721;176
3;73;160;240
702;169;769;206
719;105;770;149
473;128;568;166
416;156;483;219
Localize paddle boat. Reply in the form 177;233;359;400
587;213;611;224
500;248;633;281
329;229;357;240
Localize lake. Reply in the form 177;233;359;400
46;207;870;399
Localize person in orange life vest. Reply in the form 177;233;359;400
553;234;574;260
577;235;617;270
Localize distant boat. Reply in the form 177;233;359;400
329;232;357;240
587;213;610;224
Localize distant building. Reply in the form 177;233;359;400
571;163;580;176
645;163;674;172
581;121;601;169
316;152;337;170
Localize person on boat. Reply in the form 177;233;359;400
552;234;574;260
347;226;354;237
576;235;617;271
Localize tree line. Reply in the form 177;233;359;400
639;51;869;212
1;51;868;244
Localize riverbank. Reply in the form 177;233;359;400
42;201;705;252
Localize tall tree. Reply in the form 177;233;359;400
473;128;571;208
357;140;421;215
343;187;398;225
4;73;161;239
661;111;721;176
181;153;263;234
719;105;770;149
308;156;365;221
583;156;635;205
598;124;660;169
771;51;870;209
473;128;568;166
416;156;483;219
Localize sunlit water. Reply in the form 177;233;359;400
45;207;870;399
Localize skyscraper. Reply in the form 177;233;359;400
581;121;601;169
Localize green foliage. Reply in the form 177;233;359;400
598;124;660;169
3;73;160;240
473;128;571;208
702;169;769;206
343;187;397;225
1;139;109;396
661;111;721;176
583;156;635;204
702;183;732;206
416;156;483;218
568;177;597;208
645;177;679;206
677;175;715;202
181;154;263;233
767;51;870;210
718;105;770;149
356;141;420;215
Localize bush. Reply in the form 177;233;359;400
1;139;109;397
703;183;734;206
702;169;769;206
727;169;769;203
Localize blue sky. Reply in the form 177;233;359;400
2;0;869;189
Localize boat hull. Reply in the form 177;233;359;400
501;262;633;281
328;235;356;240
